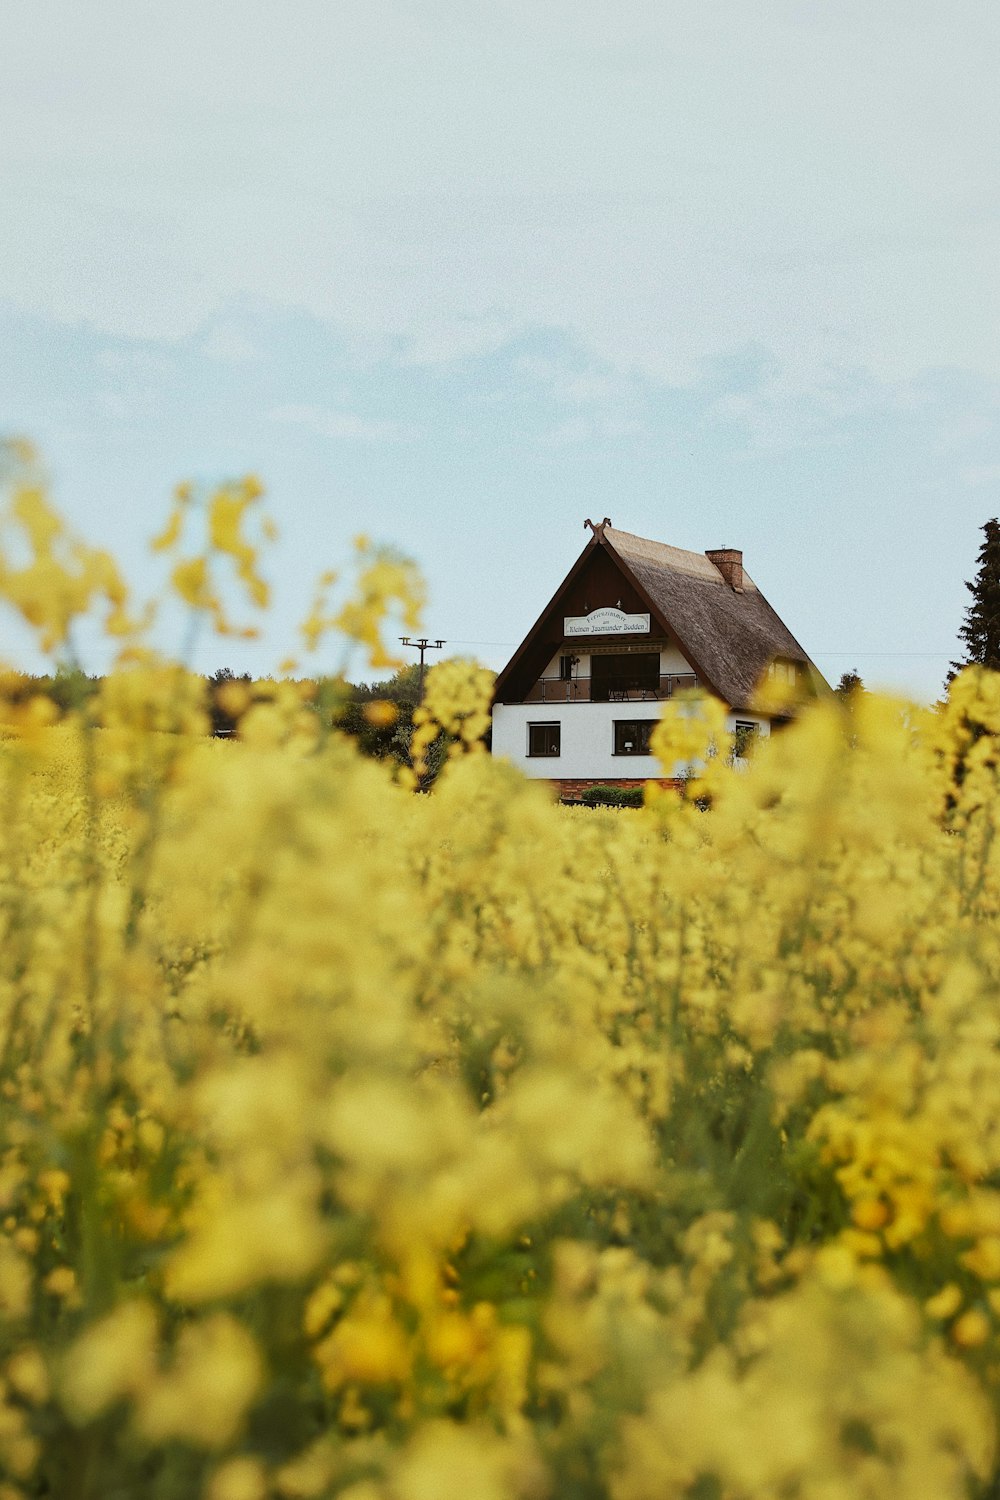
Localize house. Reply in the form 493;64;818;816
491;518;826;800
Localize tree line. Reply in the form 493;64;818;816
10;517;1000;754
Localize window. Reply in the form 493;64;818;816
613;720;655;756
733;720;758;758
559;653;580;681
591;652;660;702
528;722;561;757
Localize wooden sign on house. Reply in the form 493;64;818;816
491;519;827;801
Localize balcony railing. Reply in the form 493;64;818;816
524;673;700;704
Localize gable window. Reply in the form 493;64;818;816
613;720;655;756
559;654;580;680
528;722;561;758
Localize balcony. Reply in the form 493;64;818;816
524;673;700;704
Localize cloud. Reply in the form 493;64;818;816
3;1;999;399
515;351;640;409
198;325;260;365
399;315;522;367
704;363;931;454
267;404;420;442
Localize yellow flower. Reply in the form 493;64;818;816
205;1456;268;1500
60;1301;158;1422
42;1266;77;1301
5;1347;49;1405
851;1196;889;1231
925;1284;964;1320
313;1294;411;1390
136;1315;263;1448
150;503;186;554
952;1307;991;1349
171;556;212;608
814;1244;857;1289
392;1421;537;1500
164;1182;327;1304
363;700;397;728
962;1237;1000;1282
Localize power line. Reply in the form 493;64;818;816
810;651;956;658
448;642;959;659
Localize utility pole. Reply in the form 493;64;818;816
399;636;445;698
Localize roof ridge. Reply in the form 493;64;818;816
606;524;700;549
605;527;754;587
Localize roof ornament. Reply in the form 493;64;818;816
584;517;612;538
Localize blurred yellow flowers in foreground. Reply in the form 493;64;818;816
1;443;1000;1497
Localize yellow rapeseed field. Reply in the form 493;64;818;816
3;440;1000;1498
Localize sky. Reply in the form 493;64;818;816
2;0;999;698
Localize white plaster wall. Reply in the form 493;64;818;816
492;702;668;780
492;703;773;780
660;643;696;674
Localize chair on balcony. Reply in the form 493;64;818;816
608;675;658;701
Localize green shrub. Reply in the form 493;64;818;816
578;783;644;808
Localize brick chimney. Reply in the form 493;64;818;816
706;547;744;592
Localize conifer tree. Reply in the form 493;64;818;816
950;517;1000;681
835;669;864;700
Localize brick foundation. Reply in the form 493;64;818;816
554;777;685;803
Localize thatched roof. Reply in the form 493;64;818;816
493;523;826;710
603;527;825;710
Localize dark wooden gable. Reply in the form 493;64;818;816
493;537;672;704
494;524;826;712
